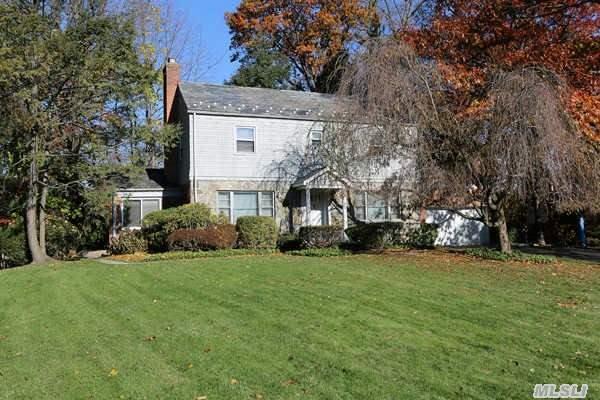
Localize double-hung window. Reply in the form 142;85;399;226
217;191;275;223
235;127;255;153
310;130;322;147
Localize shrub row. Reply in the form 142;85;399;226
167;225;237;251
298;225;344;249
141;203;227;252
236;216;278;249
110;205;280;255
345;222;437;250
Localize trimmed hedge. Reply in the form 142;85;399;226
142;203;227;252
236;216;278;249
277;232;302;251
298;225;344;249
345;222;406;250
345;222;438;250
109;231;148;255
167;225;237;251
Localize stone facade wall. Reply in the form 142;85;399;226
193;179;295;232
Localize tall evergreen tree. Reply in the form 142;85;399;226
227;42;292;89
0;1;175;263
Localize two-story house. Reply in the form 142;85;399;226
115;59;489;246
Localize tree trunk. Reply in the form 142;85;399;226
497;207;512;254
26;144;49;264
26;183;47;264
39;181;48;255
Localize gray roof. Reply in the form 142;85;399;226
118;169;170;190
178;82;341;121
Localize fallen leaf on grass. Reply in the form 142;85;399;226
108;368;118;377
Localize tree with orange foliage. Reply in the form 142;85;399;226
226;0;380;93
406;0;599;142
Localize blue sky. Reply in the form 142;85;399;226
175;0;240;84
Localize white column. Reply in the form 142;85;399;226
305;188;311;226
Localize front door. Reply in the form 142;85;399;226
310;191;328;226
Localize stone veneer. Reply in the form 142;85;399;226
192;179;297;232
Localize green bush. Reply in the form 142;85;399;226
286;247;352;257
465;248;557;264
406;224;438;249
109;231;148;255
167;225;237;251
46;217;82;259
277;232;302;251
345;222;407;250
346;222;438;250
236;216;278;249
142;203;227;252
298;225;344;249
0;227;28;267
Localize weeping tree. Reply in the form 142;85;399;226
322;39;599;253
0;1;176;263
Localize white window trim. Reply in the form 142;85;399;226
121;197;163;229
216;191;275;224
309;129;323;146
355;191;403;223
234;126;257;154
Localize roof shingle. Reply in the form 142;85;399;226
178;82;341;121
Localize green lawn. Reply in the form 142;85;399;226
0;253;598;399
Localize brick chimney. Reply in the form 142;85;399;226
163;58;180;123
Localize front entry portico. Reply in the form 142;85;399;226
291;168;348;230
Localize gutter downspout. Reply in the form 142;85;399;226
190;112;197;203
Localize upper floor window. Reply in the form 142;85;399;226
236;127;255;153
310;130;322;147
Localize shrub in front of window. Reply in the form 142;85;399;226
277;232;302;251
0;227;28;268
142;203;227;252
298;226;344;249
346;222;438;250
109;231;148;255
345;222;406;250
236;216;278;249
167;225;237;251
